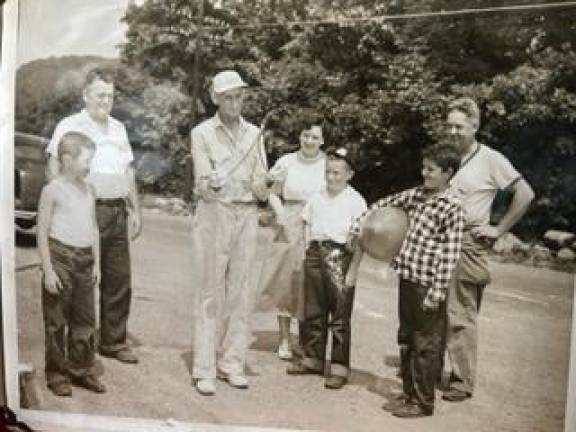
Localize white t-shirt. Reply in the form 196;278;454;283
269;152;326;201
450;144;521;227
44;178;96;248
302;186;367;244
47;109;134;199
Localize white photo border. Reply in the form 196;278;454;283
2;0;21;414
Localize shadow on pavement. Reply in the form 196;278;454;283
180;350;262;379
384;354;401;368
350;368;401;399
181;350;193;378
180;330;402;400
250;330;278;354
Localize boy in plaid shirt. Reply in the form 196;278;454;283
348;144;464;417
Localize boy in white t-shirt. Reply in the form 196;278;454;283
37;132;105;397
286;148;367;390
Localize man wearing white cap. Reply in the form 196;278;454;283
190;70;267;395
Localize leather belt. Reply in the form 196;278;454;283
309;239;345;248
96;198;127;206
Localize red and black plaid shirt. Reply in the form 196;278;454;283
349;187;464;305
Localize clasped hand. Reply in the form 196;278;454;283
470;224;501;244
208;170;226;190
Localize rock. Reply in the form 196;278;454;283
529;244;552;261
543;230;575;250
492;232;529;256
557;248;576;261
170;199;187;211
143;195;191;216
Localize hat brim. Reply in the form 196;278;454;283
213;82;248;94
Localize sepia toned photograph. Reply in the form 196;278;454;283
3;0;576;431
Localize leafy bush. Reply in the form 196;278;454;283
15;0;576;238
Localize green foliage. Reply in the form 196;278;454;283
15;56;115;137
15;0;576;237
451;46;576;235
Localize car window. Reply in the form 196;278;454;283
15;144;45;161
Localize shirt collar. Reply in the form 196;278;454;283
442;187;462;202
211;112;249;132
80;108;111;130
323;185;350;200
415;185;460;203
459;142;482;169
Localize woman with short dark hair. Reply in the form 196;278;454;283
257;119;327;361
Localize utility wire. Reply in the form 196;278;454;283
201;1;576;30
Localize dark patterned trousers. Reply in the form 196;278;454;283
299;241;354;378
398;278;445;414
95;199;132;353
43;238;96;385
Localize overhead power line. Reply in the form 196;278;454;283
202;1;576;30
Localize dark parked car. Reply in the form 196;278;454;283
15;132;48;234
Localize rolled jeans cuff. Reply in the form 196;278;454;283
301;356;324;373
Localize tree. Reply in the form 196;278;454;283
15;0;576;236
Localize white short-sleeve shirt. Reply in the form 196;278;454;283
302;186;367;244
450;144;521;227
47;109;134;199
268;152;326;201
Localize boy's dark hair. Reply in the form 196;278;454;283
299;114;325;133
58;132;96;162
83;67;115;89
326;147;354;171
447;97;480;129
422;144;461;176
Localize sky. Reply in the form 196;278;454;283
17;0;142;66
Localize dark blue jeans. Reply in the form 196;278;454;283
43;238;96;385
398;278;445;414
95;199;132;353
299;241;354;377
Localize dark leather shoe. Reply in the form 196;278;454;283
48;381;72;397
382;395;413;412
442;388;471;402
72;375;106;393
116;348;138;364
392;403;432;418
100;348;138;364
286;362;322;375
324;375;347;389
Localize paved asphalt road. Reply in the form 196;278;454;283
14;211;574;432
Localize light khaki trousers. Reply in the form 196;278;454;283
191;200;259;379
445;232;491;395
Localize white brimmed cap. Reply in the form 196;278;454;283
212;70;247;94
